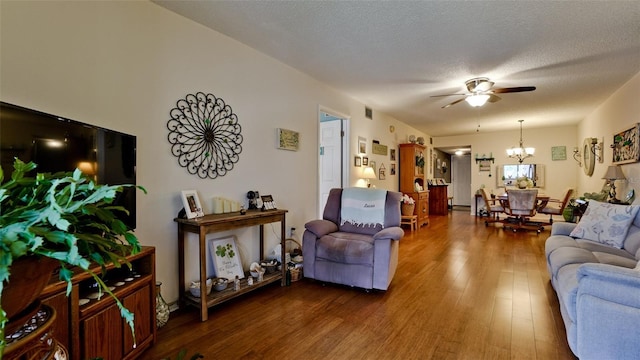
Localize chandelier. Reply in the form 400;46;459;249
506;119;535;163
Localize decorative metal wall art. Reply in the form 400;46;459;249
167;92;243;179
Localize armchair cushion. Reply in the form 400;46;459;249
316;232;374;265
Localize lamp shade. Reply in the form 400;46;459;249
602;165;625;180
362;166;376;179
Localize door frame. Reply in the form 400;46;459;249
318;105;350;217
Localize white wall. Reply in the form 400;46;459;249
577;72;640;201
0;1;426;304
434;125;578;214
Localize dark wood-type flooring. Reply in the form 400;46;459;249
141;210;576;360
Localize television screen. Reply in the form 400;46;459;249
0;102;137;229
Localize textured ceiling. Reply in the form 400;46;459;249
153;1;640;137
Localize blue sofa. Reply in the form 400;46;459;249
545;220;640;359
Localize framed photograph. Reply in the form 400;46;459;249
378;163;386;180
370;160;376;173
437;178;446;186
551;146;567;161
612;123;640;164
354;156;362;167
358;136;367;155
208;236;244;279
390;163;396;175
276;128;299;151
479;160;491;172
390;149;396;161
181;190;204;219
362;157;369;166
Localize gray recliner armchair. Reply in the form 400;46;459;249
302;188;404;290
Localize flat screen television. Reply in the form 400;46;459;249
0;102;137;229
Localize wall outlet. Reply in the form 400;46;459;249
289;227;296;237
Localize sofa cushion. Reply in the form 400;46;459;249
569;201;639;248
575;239;636;260
592;252;637;268
624;225;640;258
316;232;374;265
548;246;598;278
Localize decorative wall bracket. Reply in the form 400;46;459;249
167;92;243;179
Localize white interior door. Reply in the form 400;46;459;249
452;154;472;206
318;110;349;217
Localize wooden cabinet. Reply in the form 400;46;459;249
40;246;156;360
428;185;449;215
399;143;429;226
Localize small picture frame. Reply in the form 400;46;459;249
355;156;362;167
438;178;446;186
551;146;567;161
390;149;396;161
276;128;300;151
181;190;204;219
358;136;367;155
362;157;369;166
390;163;396;175
209;236;244;279
261;194;276;210
378;164;386;180
613;123;640;164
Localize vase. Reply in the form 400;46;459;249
155;282;170;328
3;256;58;334
401;203;415;216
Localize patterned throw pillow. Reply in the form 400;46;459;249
570;201;640;248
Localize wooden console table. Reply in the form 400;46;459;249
175;209;288;321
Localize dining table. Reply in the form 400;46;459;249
496;192;551;212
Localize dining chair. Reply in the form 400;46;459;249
504;189;543;233
537;188;574;225
480;188;505;227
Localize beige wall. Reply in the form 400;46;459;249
577;72;640;201
0;1;426;304
434;126;578;214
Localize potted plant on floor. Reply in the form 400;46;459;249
0;158;145;356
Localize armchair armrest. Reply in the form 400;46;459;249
373;227;404;241
304;219;338;238
551;222;577;236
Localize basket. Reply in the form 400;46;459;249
290;268;302;282
401;203;415;216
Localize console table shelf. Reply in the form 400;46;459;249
175;209;287;322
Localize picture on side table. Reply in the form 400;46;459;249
209;236;245;280
181;190;204;219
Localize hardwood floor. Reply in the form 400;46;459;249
141;211;576;360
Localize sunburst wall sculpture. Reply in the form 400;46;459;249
167;92;243;179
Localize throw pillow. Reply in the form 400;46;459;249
570;201;640;248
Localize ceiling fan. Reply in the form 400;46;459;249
432;77;536;108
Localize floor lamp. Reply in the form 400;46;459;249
602;165;625;203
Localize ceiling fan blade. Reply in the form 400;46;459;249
442;97;467;108
430;93;467;98
491;86;536;94
488;94;501;103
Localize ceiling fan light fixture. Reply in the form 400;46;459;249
465;94;490;107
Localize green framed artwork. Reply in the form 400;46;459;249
551;146;567;161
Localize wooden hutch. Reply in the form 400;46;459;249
399;143;429;226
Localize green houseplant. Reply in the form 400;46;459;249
0;158;145;356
